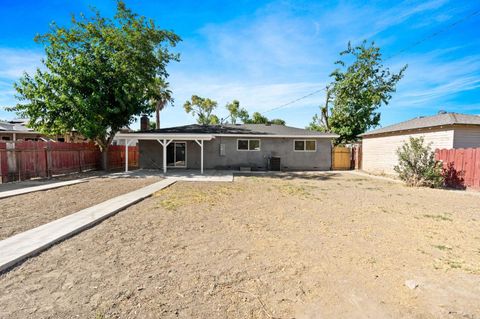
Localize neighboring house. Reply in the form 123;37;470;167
359;112;480;174
0;119;44;141
0;119;86;142
115;124;339;173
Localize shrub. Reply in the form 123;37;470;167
442;162;465;189
394;137;444;188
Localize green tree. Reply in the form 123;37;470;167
269;118;286;125
184;95;219;125
394;137;444;188
148;120;156;130
243;112;286;125
309;41;406;144
151;79;173;129
9;1;180;168
225;100;249;124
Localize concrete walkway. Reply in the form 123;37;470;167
0;179;89;199
0;179;176;273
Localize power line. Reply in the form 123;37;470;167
261;7;480;115
262;87;326;114
383;7;480;61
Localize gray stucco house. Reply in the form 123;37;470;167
116;124;338;173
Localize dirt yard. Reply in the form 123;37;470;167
0;175;162;240
0;172;479;318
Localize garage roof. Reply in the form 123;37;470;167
359;112;480;137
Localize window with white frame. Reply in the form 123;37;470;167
294;139;316;152
237;139;261;151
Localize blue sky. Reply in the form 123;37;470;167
1;0;479;129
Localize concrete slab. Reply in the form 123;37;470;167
0;179;89;199
111;169;234;182
0;179;176;273
163;170;234;182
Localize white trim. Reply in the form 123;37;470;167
167;141;187;168
115;133;337;140
237;138;261;151
293;139;317;152
115;133;214;141
213;134;337;139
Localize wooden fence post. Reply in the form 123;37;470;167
46;143;52;179
78;149;82;173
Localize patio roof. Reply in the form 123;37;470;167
115;132;214;141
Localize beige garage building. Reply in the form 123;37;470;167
359;112;480;174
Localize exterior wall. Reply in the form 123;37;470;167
362;128;455;174
453;125;480;148
139;137;333;171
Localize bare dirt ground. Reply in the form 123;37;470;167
0;172;479;318
0;175;162;240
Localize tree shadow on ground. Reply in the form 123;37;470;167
236;171;340;181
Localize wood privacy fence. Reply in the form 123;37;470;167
332;146;352;170
435;148;480;189
0;141;138;183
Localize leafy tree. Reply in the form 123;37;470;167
151;79;173;129
225;100;248;124
148;120;156;130
309;41;407;144
269;118;286;125
184;95;219;125
394;137;444;188
243;112;285;125
9;1;180;168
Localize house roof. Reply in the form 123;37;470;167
359;112;480;137
0;119;36;133
137;124;339;138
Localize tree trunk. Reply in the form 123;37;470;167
156;107;160;129
100;147;109;171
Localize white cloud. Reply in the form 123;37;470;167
388;50;480;110
0;48;43;79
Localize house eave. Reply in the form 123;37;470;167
114;132;215;141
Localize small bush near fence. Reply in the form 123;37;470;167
394;137;444;188
0;141;138;183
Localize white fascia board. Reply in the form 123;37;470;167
114;133;215;141
213;134;339;139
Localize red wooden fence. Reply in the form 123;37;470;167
108;144;139;170
435;148;480;189
0;141;138;183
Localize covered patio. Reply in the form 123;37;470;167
115;132;214;174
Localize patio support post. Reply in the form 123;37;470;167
195;139;204;174
124;139;133;172
157;139;172;174
162;139;167;174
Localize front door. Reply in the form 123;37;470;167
167;142;187;167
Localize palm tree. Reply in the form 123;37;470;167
151;80;174;129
